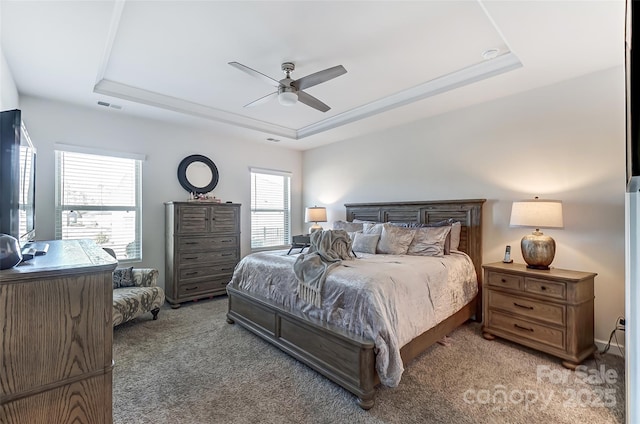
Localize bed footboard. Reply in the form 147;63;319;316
226;285;377;409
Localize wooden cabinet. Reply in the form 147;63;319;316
165;201;241;308
0;240;117;424
481;262;596;369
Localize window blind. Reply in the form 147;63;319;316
55;150;142;261
250;169;291;249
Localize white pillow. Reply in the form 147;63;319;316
377;223;414;255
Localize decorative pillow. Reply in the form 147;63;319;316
332;220;364;233
352;233;380;254
362;222;384;235
347;231;362;242
377;223;415;255
113;266;134;289
389;222;427;228
353;219;379;224
425;220;452;254
450;221;462;251
407;226;451;257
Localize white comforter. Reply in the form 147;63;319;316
228;250;478;387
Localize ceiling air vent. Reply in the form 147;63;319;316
97;101;122;110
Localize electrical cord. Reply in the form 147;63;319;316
600;315;625;357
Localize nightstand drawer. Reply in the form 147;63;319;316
487;271;523;291
525;278;566;300
488;291;565;326
488;310;565;351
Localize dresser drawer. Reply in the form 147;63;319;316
487;271;523;291
488;291;565;326
487;310;565;351
178;236;238;252
179;249;239;267
178;278;230;297
525;278;566;300
179;262;237;282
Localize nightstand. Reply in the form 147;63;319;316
481;262;596;369
287;234;311;255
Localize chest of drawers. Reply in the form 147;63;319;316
481;262;596;369
165;201;241;308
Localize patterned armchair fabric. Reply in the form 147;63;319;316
112;268;166;327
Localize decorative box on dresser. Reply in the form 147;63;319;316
0;240;117;424
482;262;597;369
165;201;241;308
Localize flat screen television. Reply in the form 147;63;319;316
0;109;36;244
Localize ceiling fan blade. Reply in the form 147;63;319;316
244;91;277;108
229;62;280;87
292;65;347;91
297;91;331;112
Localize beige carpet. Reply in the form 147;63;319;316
112;297;624;424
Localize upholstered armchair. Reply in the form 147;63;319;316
104;248;166;327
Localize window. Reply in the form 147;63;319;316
250;168;291;249
55;148;142;261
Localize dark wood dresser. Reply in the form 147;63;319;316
481;262;596;369
165;201;241;308
0;239;117;424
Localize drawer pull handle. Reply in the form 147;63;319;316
540;286;547;290
514;324;534;332
185;242;198;245
501;278;507;283
513;302;534;310
185;256;198;260
185;286;198;291
185;271;198;276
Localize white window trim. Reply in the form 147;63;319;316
250;167;292;251
54;148;143;262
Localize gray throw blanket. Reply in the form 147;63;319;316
293;229;354;307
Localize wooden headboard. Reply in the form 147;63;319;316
345;199;486;289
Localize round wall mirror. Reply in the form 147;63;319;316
177;155;219;194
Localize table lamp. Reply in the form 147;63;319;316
305;206;327;233
510;198;564;270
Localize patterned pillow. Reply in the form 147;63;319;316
377;223;415;255
352;233;380;254
332;220;364;233
113;267;134;289
407;226;451;257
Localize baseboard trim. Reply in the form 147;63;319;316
595;337;625;357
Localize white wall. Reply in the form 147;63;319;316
1;49;19;110
19;96;303;289
302;67;625;346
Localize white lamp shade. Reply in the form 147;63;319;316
278;91;298;106
510;200;564;229
305;206;327;223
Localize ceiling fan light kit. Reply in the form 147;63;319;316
278;86;298;106
229;61;347;112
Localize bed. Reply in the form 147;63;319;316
226;199;485;409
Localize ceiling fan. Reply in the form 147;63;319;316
228;61;347;112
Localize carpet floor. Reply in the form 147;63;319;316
113;297;624;424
